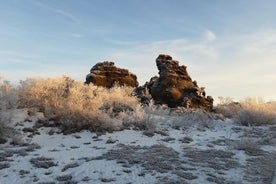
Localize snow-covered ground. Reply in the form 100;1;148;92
0;109;276;184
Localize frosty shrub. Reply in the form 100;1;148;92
18;77;145;132
0;76;17;143
235;97;276;126
215;96;242;119
170;108;215;129
0;110;6;142
0;108;14;144
0;76;17;109
216;97;276;126
144;103;215;130
228;138;260;151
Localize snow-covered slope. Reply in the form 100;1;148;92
0;109;276;184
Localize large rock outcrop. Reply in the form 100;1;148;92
140;54;213;111
85;61;138;88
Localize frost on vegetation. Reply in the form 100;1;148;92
235;97;276;126
216;97;276;126
30;157;57;169
0;104;13;144
215;96;242;119
62;162;79;172
0;162;10;170
171;107;215;129
227;138;264;156
144;102;215;129
0;76;17;143
0;76;17;110
130;98;216;132
18;77;146;133
0;111;6;142
17;76;218;133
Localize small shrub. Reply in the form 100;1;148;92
19;170;30;175
0;109;13;144
0;162;10;170
62;162;79;172
215;102;242;119
144;103;215;130
218;96;234;105
0;76;17;143
170;108;215;129
0;111;5;142
228;138;261;153
0;76;17;109
100;178;116;183
56;174;72;182
30;157;57;168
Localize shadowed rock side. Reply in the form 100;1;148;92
137;54;213;111
85;61;138;88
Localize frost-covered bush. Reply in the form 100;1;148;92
0;76;17;109
170;108;215;129
18;77;145;132
235;97;276;126
0;107;14;144
216;97;276;126
215;102;242;119
143;103;215;130
0;76;16;143
0;110;6;143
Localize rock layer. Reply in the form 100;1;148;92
85;61;138;88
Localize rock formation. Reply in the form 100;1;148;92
85;61;138;88
138;54;213;111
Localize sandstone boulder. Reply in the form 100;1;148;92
85;61;138;88
141;54;213;111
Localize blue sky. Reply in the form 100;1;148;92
0;0;276;102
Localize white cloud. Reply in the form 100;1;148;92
204;30;216;42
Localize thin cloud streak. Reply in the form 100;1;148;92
33;1;79;23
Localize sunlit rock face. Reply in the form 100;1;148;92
85;61;138;88
147;54;213;111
